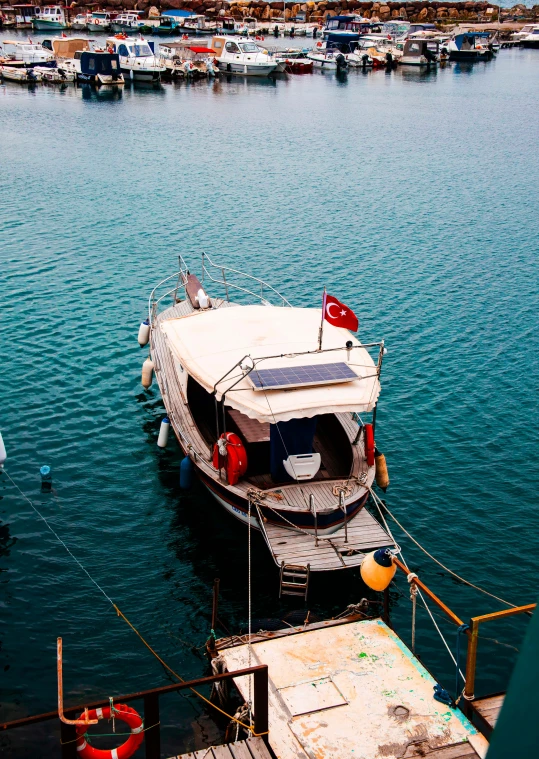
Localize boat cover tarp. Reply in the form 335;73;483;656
161;305;381;423
188;46;214;53
52;38;90;58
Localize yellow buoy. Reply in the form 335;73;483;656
375;449;389;492
360;548;396;591
141;358;154;389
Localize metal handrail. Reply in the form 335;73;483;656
147;255;190;326
202;252;292;308
309;494;318;547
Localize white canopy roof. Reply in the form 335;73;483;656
161;305;381;423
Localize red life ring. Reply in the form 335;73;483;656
212;432;248;486
76;704;144;759
364;423;375;467
316;40;322;47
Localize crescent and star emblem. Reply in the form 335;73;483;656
326;302;346;319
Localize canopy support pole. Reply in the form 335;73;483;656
318;287;326;351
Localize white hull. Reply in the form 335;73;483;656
217;61;276;76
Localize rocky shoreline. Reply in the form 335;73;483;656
27;0;539;23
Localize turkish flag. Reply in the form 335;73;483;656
323;292;359;332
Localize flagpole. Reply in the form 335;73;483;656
318;287;326;351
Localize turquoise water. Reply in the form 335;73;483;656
1;45;538;756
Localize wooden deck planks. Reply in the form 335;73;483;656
261;506;395;571
168;737;271;759
473;693;505;728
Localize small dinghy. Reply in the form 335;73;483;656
34;65;74;82
0;64;41;81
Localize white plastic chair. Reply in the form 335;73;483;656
283;453;321;481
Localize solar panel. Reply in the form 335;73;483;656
248;362;358;391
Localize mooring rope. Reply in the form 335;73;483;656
367;484;519;609
1;470;267;737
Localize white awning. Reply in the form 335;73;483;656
161;305;381;423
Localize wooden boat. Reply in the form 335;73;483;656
0;63;41;80
145;255;394;573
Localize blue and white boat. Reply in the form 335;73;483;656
106;36;165;82
32;5;67;30
447;32;494;61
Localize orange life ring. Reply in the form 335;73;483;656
364;423;375;467
76;704;143;759
212;432;248;486
316;40;322;47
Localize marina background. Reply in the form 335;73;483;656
1;44;538;756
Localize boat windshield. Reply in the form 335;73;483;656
132;43;152;57
239;42;259;53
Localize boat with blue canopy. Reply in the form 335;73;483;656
447;31;494;61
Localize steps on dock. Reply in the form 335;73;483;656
279;562;310;600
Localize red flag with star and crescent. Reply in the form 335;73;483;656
322;291;358;332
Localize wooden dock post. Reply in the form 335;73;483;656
253;665;269;744
144;693;160;759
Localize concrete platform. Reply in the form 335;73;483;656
219;618;489;759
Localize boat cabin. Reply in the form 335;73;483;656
12;4;38;26
38;6;66;23
401;37;439;64
78;50;122;81
52;37;91;59
382;20;410;39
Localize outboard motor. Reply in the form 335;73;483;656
385;51;394;68
425;47;437;63
362;53;370;67
313;27;317;38
335;52;347;70
273;24;279;37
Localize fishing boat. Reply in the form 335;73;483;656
0;38;55;66
447;32;493;61
87;11;113;33
110;12;142;34
142;15;178;36
307;41;348;70
32;5;66;30
181;14;217;35
211;36;277;76
51;37;124;85
143;253;391;568
159;40;217;78
217;16;242;35
0;62;41;80
520;24;539;48
70;13;89;31
399;37;439;66
106;35;165;82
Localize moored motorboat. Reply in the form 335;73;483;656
144;254;387;549
87;11;113;33
106;35;165;82
0;38;55;67
70;13;89;31
520;24;539;48
447;32;494;61
211;35;277;76
34;64;74;81
307;41;347;70
110;12;142;34
0;63;41;80
31;5;67;30
159;40;217;78
399;37;439;66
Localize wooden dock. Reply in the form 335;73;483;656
259;505;395;571
167;737;271;759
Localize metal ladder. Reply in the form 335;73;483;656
279;562;311;601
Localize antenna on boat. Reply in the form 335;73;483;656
317;287;326;351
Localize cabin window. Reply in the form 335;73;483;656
409;43;420;52
111;59;118;70
239;42;259;53
133;44;151;57
118;44;128;56
88;57;95;71
225;41;240;53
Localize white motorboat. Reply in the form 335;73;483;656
0;38;55;66
87;12;113;33
106;36;165;82
520;24;539;48
159;41;217;78
111;13;142;34
399;38;439;66
182;15;217;35
345;49;373;67
307;42;348;70
0;63;41;81
211;36;278;76
71;14;90;31
511;24;538;42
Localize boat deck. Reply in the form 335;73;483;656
259;504;395;571
217;618;488;759
151;297;372;515
470;694;504;735
167;737;271;759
